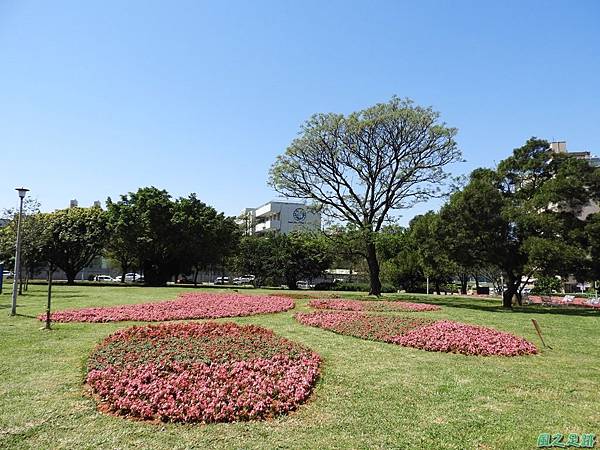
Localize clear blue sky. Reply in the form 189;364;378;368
1;0;599;223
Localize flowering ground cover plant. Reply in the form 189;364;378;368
86;322;321;423
41;292;294;323
309;298;441;312
296;311;537;356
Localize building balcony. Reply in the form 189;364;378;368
254;220;281;233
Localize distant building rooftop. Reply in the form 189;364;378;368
550;141;599;167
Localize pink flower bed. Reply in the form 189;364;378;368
86;322;321;423
390;321;538;356
40;292;294;323
296;311;434;342
295;311;537;357
309;298;440;312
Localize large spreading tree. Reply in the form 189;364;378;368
269;96;461;295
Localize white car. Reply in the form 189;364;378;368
125;273;142;282
94;275;114;282
233;275;255;285
214;277;230;285
296;280;312;289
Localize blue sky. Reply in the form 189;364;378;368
1;0;599;223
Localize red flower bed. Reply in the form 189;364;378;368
295;311;537;356
309;298;441;312
41;292;294;323
86;322;321;423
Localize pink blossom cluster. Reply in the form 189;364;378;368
86;322;321;423
295;311;537;357
390;320;538;356
41;292;294;323
309;298;441;312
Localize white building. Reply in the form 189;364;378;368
239;201;321;235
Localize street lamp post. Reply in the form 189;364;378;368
10;187;29;316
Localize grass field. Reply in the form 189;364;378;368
0;285;598;449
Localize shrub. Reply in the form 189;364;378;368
531;276;562;295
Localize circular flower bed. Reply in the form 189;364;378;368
86;322;321;423
41;292;294;323
309;298;440;312
389;320;538;356
295;311;537;356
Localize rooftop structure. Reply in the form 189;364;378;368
550;141;600;218
550;141;599;167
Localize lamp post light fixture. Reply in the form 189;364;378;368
10;187;29;316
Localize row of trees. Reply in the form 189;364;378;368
0;187;239;286
3;97;599;311
269;97;600;306
233;233;331;288
436;138;600;307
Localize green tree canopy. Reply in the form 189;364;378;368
446;138;600;307
44;207;108;284
107;187;238;286
233;232;332;289
269;96;461;295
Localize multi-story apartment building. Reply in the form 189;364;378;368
239;201;321;235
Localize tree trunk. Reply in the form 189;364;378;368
365;242;382;296
502;289;514;308
65;270;76;285
18;267;23;295
193;268;199;287
286;275;298;290
516;291;523;306
45;268;53;330
119;260;128;283
475;274;480;289
435;281;441;295
460;277;468;295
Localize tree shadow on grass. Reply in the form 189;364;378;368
415;297;600;317
15;313;38;319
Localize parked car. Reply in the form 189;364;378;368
94;275;114;282
233;275;254;285
296;280;313;290
2;270;14;279
124;273;142;282
214;276;230;285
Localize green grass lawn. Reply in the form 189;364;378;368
0;285;598;449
